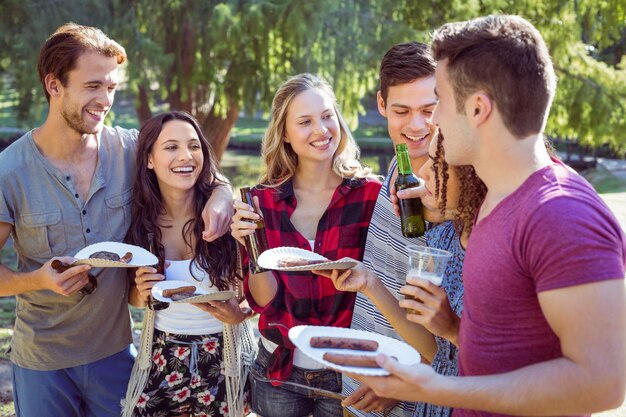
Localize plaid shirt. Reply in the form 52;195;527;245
243;177;381;382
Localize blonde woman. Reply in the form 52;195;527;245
231;73;381;417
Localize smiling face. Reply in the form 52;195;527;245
55;51;119;135
378;76;437;164
283;87;340;164
147;120;204;194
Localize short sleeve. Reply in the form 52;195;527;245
522;196;625;292
0;187;13;225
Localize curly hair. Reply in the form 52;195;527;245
125;111;239;290
433;131;487;236
259;73;373;187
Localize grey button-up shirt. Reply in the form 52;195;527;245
0;125;138;370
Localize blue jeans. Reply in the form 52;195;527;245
250;342;343;417
12;345;135;417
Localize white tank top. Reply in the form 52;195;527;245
154;259;224;335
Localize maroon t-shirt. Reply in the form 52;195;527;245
456;162;625;417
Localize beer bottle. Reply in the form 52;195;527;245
240;186;269;274
147;232;169;310
394;143;426;238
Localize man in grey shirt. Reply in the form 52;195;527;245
0;24;232;417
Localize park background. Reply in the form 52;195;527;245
0;0;625;416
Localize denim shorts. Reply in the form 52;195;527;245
12;345;135;417
250;342;343;417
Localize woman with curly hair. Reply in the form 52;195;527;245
318;130;485;417
400;130;486;417
231;73;381;417
123;111;253;417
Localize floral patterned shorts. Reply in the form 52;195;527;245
132;329;250;417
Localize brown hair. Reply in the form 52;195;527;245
125;111;239;290
433;132;487;235
38;23;127;102
431;15;556;138
260;73;372;187
379;42;436;103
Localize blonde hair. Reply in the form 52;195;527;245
259;73;372;186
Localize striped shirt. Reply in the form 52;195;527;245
243;177;381;382
345;159;426;417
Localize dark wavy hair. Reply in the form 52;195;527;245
432;131;487;236
125;111;239;290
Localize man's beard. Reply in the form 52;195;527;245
61;106;100;135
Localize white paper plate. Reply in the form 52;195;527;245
257;247;358;271
151;280;235;304
73;241;158;268
288;325;420;376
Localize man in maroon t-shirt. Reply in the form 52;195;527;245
346;15;626;417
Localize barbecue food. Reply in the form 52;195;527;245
162;285;197;300
323;352;380;368
119;252;133;263
89;251;120;261
277;256;327;267
310;336;379;351
88;250;133;263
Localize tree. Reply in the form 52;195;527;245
1;0;625;155
113;0;418;159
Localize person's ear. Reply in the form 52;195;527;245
45;74;61;97
468;92;492;127
147;154;154;169
284;136;290;144
377;91;388;118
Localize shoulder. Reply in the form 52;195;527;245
426;221;456;249
100;125;138;148
525;165;615;227
0;131;34;176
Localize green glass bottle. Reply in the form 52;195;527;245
394;143;426;238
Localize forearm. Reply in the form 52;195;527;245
426;357;624;415
214;173;233;194
0;263;42;296
247;271;278;307
364;278;437;362
128;284;146;308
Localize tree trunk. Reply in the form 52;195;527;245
135;85;152;124
200;101;239;162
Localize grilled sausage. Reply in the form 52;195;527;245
162;286;197;299
119;252;133;263
310;336;379;351
323;352;380;368
277;257;327;267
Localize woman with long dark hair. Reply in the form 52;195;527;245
123;111;252;417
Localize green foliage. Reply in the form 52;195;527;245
0;0;624;151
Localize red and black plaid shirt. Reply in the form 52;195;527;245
243;177;381;381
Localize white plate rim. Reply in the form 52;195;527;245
73;241;158;268
288;325;421;376
151;280;234;303
257;247;357;271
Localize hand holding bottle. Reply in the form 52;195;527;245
394;144;426;237
389;181;427;217
231;199;261;247
134;265;165;304
233;187;269;274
